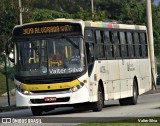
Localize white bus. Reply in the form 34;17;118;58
6;19;152;116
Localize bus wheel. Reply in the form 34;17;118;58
31;106;43;116
92;85;104;112
128;80;138;105
119;98;128;106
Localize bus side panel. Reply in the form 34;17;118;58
119;59;132;98
129;59;140;93
107;81;114;100
88;61;99;102
107;60;121;100
139;58;152;94
97;60;109;100
146;58;152;91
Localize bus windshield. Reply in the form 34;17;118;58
15;36;86;76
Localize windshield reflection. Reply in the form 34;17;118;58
15;37;86;76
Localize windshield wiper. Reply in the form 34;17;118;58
61;35;79;49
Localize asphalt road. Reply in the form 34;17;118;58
0;92;160;124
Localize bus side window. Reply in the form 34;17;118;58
86;43;94;64
112;31;121;58
120;32;127;58
138;33;142;57
127;32;134;58
133;32;140;57
144;33;148;57
95;30;105;59
104;31;113;58
85;29;94;42
140;32;148;57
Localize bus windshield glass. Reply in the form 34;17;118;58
15;37;86;76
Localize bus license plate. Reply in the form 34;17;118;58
44;97;56;102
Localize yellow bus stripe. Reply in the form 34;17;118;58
20;79;80;91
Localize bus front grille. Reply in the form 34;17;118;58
31;88;71;95
23;77;75;84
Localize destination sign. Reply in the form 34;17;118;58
23;25;73;35
13;22;82;36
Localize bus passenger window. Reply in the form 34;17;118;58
120;32;127;58
112;31;121;58
140;33;147;57
104;31;113;58
85;29;94;42
133;32;140;57
127;32;134;57
86;43;94;64
95;30;105;58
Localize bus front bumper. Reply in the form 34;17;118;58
16;86;90;107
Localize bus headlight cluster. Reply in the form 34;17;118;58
71;82;84;92
16;85;31;95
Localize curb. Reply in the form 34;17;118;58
1;89;15;96
143;86;160;95
144;89;160;95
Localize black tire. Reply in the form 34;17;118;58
119;98;128;106
119;79;138;106
31;106;43;116
92;86;104;112
74;103;90;111
128;80;138;105
74;104;84;110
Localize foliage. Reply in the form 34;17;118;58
30;9;72;22
0;0;18;54
0;69;14;95
152;4;160;58
0;56;14;95
0;58;14;81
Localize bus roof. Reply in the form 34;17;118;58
84;21;146;30
14;19;146;31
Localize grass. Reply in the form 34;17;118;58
77;123;159;126
0;71;15;96
77;117;160;126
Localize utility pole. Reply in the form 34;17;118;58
91;0;94;19
18;0;23;25
146;0;156;88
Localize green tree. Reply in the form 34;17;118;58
0;0;18;54
30;8;72;21
152;4;160;57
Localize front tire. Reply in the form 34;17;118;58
92;86;104;112
31;106;43;116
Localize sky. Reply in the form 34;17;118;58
153;0;160;5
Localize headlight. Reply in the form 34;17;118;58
16;85;31;95
71;82;84;92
